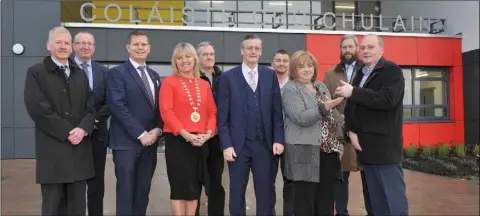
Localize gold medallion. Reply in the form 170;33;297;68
191;111;201;123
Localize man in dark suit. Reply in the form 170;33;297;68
106;30;163;216
336;34;409;216
24;26;95;216
217;34;285;216
72;31;109;216
196;41;225;216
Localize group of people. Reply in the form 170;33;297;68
24;25;409;216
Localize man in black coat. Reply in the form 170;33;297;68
335;34;409;216
23;26;95;215
72;31;109;216
196;41;225;216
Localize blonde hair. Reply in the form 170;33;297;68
289;50;319;82
171;42;200;78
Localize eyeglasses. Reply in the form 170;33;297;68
74;41;95;47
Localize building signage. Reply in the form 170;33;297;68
79;1;445;34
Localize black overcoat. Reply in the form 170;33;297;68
24;56;96;184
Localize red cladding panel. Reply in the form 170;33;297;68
454;121;465;144
306;34;341;65
381;36;418;65
403;123;420;147
417;38;454;66
452;39;463;66
419;123;455;146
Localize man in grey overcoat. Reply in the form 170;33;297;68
23;26;96;215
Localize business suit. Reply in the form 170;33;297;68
24;56;95;215
106;59;163;216
217;64;284;216
344;57;408;215
73;56;110;216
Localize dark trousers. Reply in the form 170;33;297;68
112;146;157;216
334;171;373;216
196;136;226;216
40;180;87;216
272;155;294;216
362;163;409;216
293;152;338;216
87;131;107;216
228;138;273;216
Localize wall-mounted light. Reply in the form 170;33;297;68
12;43;25;55
335;5;355;9
269;1;293;6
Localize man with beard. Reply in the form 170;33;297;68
195;41;226;216
270;49;294;216
323;34;372;216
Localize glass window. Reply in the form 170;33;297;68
403;67;449;121
212;1;237;27
238;1;262;28
287;1;311;30
263;1;287;29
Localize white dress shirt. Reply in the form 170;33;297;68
129;58;155;95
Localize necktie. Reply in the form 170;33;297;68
60;65;69;78
248;70;257;91
81;62;93;90
138;66;155;107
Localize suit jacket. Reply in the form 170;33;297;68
344;57;405;164
217;65;285;154
106;60;164;150
24;56;95;184
323;61;363;172
72;57;110;141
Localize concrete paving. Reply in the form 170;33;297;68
2;154;479;215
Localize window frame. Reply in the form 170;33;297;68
402;66;450;122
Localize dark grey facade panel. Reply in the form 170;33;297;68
1;128;15;159
14;57;44;128
1;57;14;127
1;0;13;57
13;0;60;57
14;128;35;158
462;49;479;146
65;28;306;64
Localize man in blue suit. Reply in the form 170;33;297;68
72;31;110;216
217;34;285;216
106;30;163;216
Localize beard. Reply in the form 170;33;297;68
340;53;358;65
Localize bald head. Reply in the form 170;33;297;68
361;34;384;66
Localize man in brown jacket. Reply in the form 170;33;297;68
323;34;372;216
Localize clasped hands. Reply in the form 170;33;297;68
223;143;284;162
182;132;213;147
334;80;354;98
140;128;162;146
68;127;86;145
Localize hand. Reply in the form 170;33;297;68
339;144;344;159
348;131;362;151
324;97;344;111
185;133;203;147
149;128;162;138
273;143;284;155
335;80;354;98
68;128;86;145
192;133;211;147
223;147;237;162
140;132;156;146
